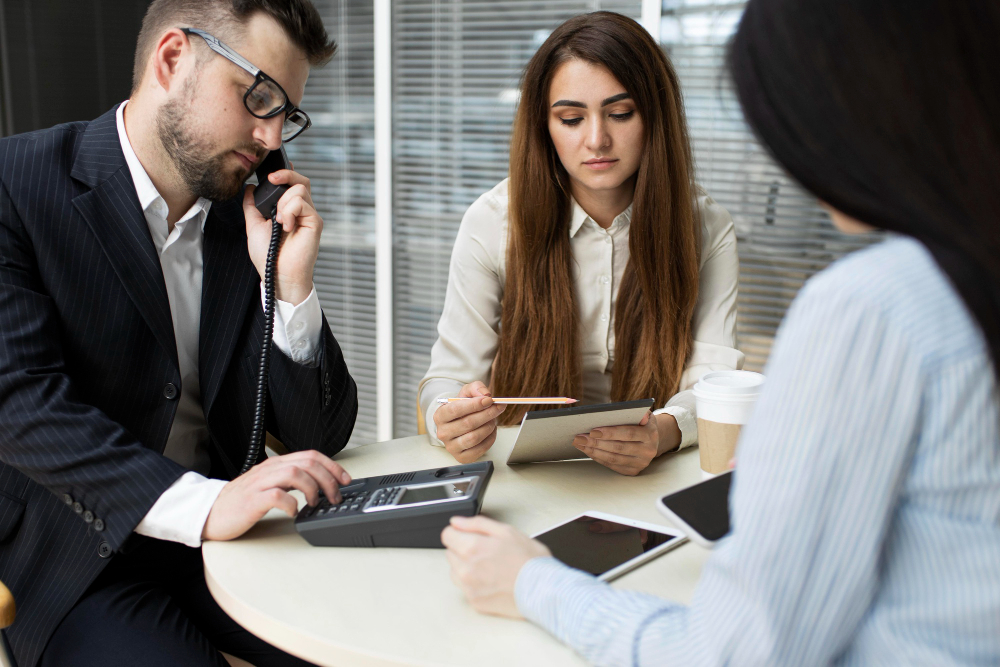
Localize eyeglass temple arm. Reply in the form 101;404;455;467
180;27;260;78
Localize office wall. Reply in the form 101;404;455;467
0;0;149;135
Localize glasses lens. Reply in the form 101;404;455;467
282;110;311;141
246;79;284;117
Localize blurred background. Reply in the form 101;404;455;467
0;0;880;446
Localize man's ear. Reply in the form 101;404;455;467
151;28;192;93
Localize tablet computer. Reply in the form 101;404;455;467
531;511;686;581
657;470;732;548
505;398;655;464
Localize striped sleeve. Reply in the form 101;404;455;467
517;270;924;666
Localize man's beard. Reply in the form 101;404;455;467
156;84;264;202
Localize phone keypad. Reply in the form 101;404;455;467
304;486;410;520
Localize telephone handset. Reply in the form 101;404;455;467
242;146;290;474
252;145;291;218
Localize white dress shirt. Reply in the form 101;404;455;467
114;101;323;547
420;178;744;448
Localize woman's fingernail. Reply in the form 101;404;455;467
592;429;603;437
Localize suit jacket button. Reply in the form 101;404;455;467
163;383;178;400
83;510;95;523
62;493;74;505
73;502;84;514
98;541;113;558
94;518;105;532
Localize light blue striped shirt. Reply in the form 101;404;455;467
516;236;1000;666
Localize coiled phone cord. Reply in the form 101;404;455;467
242;213;282;475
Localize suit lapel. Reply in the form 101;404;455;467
71;107;178;368
200;198;257;417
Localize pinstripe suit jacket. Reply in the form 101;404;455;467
0;107;358;667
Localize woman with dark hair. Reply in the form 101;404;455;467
442;0;1000;663
419;12;743;475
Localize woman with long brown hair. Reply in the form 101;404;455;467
442;0;1000;663
418;11;742;474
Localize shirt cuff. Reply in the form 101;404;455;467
134;472;228;547
654;405;698;450
265;284;322;366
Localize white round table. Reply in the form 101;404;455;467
203;428;709;666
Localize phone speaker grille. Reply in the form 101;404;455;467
379;472;416;485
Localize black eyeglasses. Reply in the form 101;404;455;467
181;27;312;142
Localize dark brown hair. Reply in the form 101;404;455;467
132;0;336;93
728;0;1000;383
493;11;700;425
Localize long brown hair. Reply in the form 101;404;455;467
493;11;700;425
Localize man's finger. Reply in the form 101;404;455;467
267;168;310;188
272;450;351;485
260;464;323;505
251;487;298;519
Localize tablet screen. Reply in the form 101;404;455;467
661;471;731;542
533;516;677;576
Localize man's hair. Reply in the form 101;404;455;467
132;0;337;93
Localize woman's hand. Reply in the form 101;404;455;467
573;411;679;476
433;381;506;463
442;515;552;619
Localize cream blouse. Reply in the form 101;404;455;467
419;178;744;448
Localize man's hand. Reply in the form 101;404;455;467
433;381;506;463
202;450;351;541
442;515;551;619
243;168;322;306
572;411;678;476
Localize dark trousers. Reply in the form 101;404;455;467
39;538;315;667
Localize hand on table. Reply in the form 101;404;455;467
442;515;551;619
573;411;679;476
202;450;351;541
433;381;507;463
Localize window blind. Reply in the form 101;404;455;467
287;0;377;446
390;0;643;436
660;0;883;370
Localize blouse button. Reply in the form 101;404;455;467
600;313;608;322
601;275;610;285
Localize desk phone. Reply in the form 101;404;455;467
295;461;493;548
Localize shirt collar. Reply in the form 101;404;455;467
568;196;633;238
115;101;211;229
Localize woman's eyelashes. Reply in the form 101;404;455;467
557;110;635;126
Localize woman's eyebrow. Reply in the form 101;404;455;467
601;92;630;106
550;92;631;108
551;99;585;108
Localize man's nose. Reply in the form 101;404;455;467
253;115;284;152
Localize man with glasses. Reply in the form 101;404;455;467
0;2;357;666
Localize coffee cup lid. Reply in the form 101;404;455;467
693;370;765;396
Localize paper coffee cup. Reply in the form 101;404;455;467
694;370;765;477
